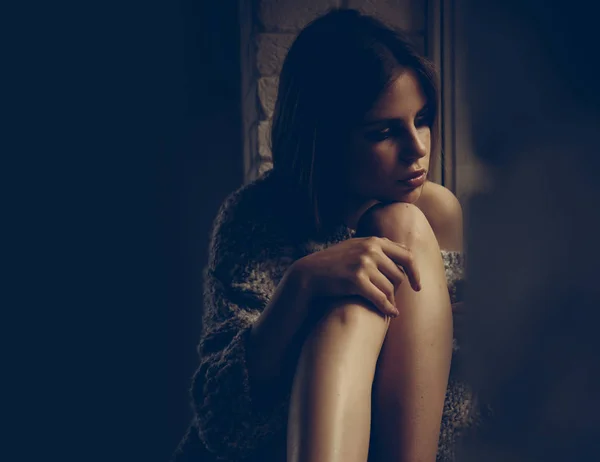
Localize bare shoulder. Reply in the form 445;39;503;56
416;181;463;251
417;181;463;220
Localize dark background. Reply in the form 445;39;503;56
117;0;245;458
8;0;242;460
166;0;243;458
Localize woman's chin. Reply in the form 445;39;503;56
388;184;424;204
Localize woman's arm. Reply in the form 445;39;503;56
193;268;305;458
246;263;313;393
192;184;315;458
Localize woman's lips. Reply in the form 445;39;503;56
397;171;426;188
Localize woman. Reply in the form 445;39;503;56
176;8;480;462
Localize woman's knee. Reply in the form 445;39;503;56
357;202;436;249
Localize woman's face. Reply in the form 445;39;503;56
343;70;432;205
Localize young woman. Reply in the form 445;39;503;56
176;8;480;462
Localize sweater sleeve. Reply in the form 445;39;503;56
191;181;291;459
437;251;481;461
191;269;289;459
441;250;467;356
441;250;465;306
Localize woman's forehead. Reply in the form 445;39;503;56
364;71;427;121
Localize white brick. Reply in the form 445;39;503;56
256;33;295;77
258;77;279;118
258;0;341;32
346;0;426;32
258;160;274;176
258;119;273;160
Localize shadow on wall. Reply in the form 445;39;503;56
458;0;600;460
166;0;243;458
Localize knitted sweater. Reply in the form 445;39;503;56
185;171;479;462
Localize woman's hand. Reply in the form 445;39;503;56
291;237;421;318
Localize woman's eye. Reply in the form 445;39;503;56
415;112;431;128
364;128;392;142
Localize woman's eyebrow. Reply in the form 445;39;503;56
361;105;430;128
361;117;397;128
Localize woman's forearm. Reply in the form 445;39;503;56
246;263;313;389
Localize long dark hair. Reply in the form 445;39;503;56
271;8;439;232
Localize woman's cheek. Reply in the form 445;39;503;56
372;141;399;168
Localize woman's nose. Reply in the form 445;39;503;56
399;128;428;162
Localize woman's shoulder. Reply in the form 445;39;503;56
417;181;462;224
416;181;463;252
212;170;284;233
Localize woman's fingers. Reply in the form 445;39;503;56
369;271;397;307
356;275;399;317
376;253;408;290
379;239;421;291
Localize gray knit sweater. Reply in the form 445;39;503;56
188;171;480;462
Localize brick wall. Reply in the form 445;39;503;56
240;0;428;183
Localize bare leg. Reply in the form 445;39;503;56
287;298;389;462
363;203;453;462
287;203;452;462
